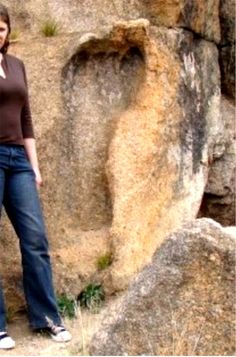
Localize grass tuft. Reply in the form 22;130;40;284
10;29;20;42
41;19;59;37
97;253;113;270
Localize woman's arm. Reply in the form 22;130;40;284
20;61;42;189
23;138;43;189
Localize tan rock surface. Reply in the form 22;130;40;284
104;23;221;289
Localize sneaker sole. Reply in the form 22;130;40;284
0;337;15;349
50;331;72;342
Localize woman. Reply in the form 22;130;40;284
0;3;71;349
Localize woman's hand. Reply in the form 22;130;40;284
23;138;43;190
33;167;43;189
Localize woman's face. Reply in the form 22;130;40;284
0;20;8;52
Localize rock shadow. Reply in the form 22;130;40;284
61;43;145;230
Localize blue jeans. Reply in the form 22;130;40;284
0;144;61;330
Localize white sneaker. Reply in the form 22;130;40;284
0;332;15;349
47;325;72;342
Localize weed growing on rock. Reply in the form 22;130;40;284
97;253;113;270
10;29;20;42
41;19;59;37
57;294;77;319
78;283;105;313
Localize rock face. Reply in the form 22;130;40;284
220;44;235;99
219;0;235;99
58;20;222;290
220;0;235;43
60;26;146;230
138;0;221;43
90;218;236;356
199;96;235;225
105;23;221;289
0;0;233;311
8;0;221;43
200;0;236;225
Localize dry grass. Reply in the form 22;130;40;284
157;300;206;356
0;298;112;356
134;308;206;356
170;312;205;355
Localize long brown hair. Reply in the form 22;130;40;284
0;3;11;54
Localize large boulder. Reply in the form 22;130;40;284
90;218;236;356
104;22;222;289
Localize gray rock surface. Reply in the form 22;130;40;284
220;44;235;99
219;0;235;99
199;96;235;225
90;218;235;356
220;0;235;44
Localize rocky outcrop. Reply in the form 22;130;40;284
90;218;236;356
0;0;232;310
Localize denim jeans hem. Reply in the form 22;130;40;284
30;317;62;330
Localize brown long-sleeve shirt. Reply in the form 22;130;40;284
0;54;34;145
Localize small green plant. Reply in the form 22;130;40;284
97;253;113;270
57;294;77;319
41;19;59;37
78;283;105;312
6;307;17;323
10;29;20;42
